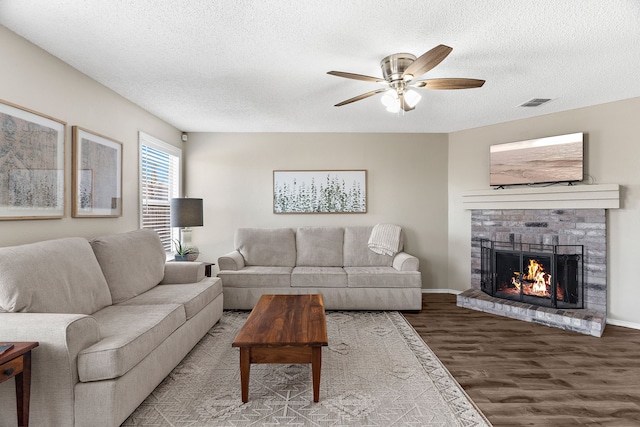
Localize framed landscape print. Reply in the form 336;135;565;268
72;126;123;217
273;170;367;214
0;99;66;220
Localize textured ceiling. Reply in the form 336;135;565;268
1;1;639;133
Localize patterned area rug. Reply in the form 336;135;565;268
124;311;490;426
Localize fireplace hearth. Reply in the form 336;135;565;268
480;239;583;310
459;207;608;337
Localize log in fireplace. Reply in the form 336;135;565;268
480;239;583;309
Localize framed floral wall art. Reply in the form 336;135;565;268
273;170;367;214
72;126;123;217
0;99;66;220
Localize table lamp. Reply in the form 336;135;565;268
170;197;203;261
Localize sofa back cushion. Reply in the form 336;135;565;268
0;237;112;314
343;226;394;267
90;229;166;304
235;228;296;267
296;227;344;266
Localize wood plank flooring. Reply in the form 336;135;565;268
402;293;640;427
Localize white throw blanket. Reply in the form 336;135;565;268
368;223;402;256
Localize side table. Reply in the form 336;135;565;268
202;262;215;277
0;342;39;427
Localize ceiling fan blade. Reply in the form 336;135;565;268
399;94;415;112
412;78;485;90
334;88;387;106
327;71;386;83
402;44;453;79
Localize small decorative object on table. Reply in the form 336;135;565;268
173;239;197;261
0;343;14;354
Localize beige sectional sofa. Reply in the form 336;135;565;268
218;226;422;310
0;229;223;427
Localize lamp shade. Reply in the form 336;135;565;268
170;198;203;227
404;89;422;108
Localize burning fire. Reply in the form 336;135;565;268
511;259;552;297
497;257;566;301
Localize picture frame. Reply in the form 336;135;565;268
72;126;123;217
0;99;66;220
273;170;367;214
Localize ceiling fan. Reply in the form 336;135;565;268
327;44;485;113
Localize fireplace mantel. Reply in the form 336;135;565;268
462;184;619;210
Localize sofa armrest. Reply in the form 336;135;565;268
392;252;420;271
218;250;245;271
161;261;205;284
0;313;100;426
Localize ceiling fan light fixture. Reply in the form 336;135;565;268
381;53;417;82
381;90;399;108
404;89;422;108
328;44;484;112
386;102;401;113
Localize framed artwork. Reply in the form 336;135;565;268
0;99;66;220
72;126;123;217
273;170;367;214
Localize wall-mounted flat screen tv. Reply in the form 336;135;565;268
490;132;584;187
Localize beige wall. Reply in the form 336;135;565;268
448;97;640;326
185;132;449;289
0;26;182;245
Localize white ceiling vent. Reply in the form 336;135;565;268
518;98;552;107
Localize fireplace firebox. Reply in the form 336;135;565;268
480;239;583;309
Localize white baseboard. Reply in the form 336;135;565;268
421;288;640;331
606;318;640;331
421;289;461;295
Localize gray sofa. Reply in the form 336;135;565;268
217;226;422;310
0;229;223;427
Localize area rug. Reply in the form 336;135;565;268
123;311;490;426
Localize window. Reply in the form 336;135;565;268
139;132;181;253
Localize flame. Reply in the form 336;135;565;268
525;259;548;293
500;258;566;301
511;273;521;290
510;259;551;297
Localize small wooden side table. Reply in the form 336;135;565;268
0;342;39;427
202;262;215;277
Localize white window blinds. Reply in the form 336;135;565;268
139;132;181;252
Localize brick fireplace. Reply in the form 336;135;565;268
457;185;619;337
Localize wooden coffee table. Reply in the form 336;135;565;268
232;294;328;403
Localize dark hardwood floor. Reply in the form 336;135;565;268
402;293;640;427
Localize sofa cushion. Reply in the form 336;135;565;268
344;267;422;288
217;266;292;288
0;237;112;314
77;304;185;382
117;277;222;320
235;228;296;267
291;267;347;287
296;227;344;267
343;226;393;267
90;229;166;304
